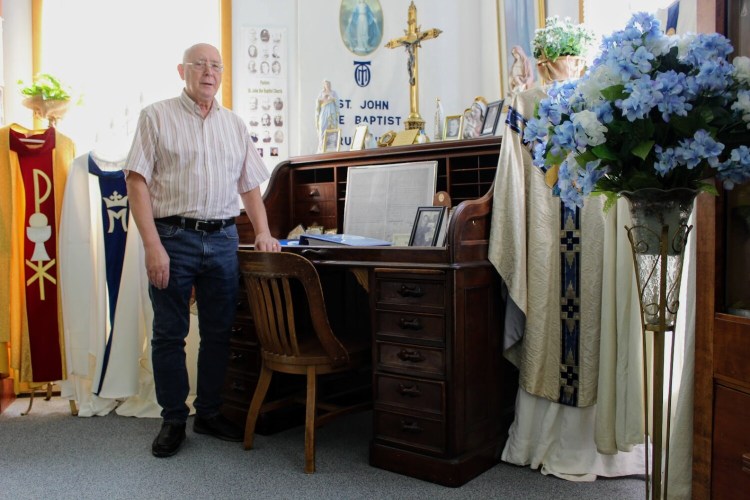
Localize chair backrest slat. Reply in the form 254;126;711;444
239;251;349;365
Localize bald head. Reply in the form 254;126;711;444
183;43;221;64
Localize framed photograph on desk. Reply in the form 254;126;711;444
443;115;463;141
409;206;446;246
350;125;368;151
323;128;341;152
481;99;504;136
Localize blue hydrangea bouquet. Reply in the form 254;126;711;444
524;12;750;210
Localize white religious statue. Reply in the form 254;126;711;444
509;45;534;96
463;97;488;139
434;97;444;141
315;79;340;153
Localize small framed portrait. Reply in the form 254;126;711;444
481;99;504;136
323;128;341;152
350;125;368;151
409;206;447;247
443;115;463;141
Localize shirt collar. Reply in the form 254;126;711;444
179;89;220;117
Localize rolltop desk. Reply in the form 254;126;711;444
226;136;518;486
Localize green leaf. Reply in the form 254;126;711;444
600;84;625;101
574;150;598;166
592;144;619;161
631;141;654;160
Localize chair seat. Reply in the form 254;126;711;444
263;336;370;373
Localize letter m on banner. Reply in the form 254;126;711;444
353;61;371;87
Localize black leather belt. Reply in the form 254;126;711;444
156;216;235;232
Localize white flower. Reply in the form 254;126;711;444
732;90;750;127
733;56;750;86
646;33;676;58
572;110;607;146
676;32;697;58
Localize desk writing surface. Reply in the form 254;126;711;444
238;244;454;269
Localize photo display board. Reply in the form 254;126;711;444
343;161;437;242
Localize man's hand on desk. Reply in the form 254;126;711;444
254;232;281;252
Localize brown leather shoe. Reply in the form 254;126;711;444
193;414;243;442
152;421;186;457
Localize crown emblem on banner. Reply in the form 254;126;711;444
103;191;128;209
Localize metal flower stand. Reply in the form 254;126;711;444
623;188;696;500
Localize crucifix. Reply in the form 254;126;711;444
385;1;442;131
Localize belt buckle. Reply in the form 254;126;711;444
195;219;213;231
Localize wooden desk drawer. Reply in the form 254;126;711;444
376;341;445;377
712;385;750;499
374;310;444;342
221;371;257;406
375;373;444;415
293;182;335;201
375;277;445;310
374;409;445;455
230;321;257;343
228;344;261;375
293;200;336;220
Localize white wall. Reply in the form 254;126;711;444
2;0;33;127
233;0;501;158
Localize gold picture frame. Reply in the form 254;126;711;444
443;115;463;141
391;129;420;146
323;128;341;152
350;125;368;151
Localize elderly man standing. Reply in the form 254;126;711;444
126;43;280;458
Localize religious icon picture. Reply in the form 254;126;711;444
350;125;368;151
409;206;446;247
339;0;384;57
481;99;504;136
443;115;463;141
323;128;341;152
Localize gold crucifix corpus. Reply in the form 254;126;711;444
385;1;442;131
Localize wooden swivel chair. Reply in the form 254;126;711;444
238;250;370;473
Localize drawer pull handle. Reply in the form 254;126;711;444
230;381;247;393
230;352;245;362
400;419;422;433
398;284;424;298
230;326;244;337
743;453;750;475
397;349;425;363
308;204;320;214
398;318;423;330
398;383;421;397
308;188;320;197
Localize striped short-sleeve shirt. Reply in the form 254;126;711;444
125;90;269;220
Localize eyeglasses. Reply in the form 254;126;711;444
185;60;224;73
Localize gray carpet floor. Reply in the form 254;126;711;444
0;397;644;499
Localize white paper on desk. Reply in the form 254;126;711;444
344;161;437;242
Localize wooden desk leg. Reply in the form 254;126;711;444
45;382;53;400
69;400;78;416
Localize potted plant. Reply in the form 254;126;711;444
17;73;74;126
532;16;595;83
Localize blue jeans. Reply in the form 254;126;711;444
149;220;239;423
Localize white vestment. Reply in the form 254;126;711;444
59;153;199;417
488;88;645;479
